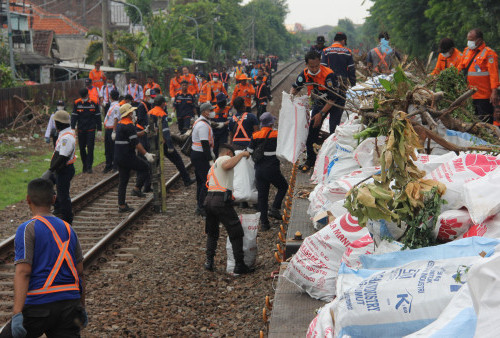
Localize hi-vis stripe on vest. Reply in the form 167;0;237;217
104;102;120;128
54;131;77;165
192;119;214;147
206;165;227;192
27;216;80;296
232;113;250;142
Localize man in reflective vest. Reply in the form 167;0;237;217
99;76;117;115
173;81;196;134
431;38;463;75
84;78;100;104
291;50;339;172
143;75;161;97
457;28;499;123
126;76;144;105
1;178;87;337
89;60;105;89
231;74;255;112
367;32;401;74
102;90;121;173
71;88;102;174
253;71;272;119
169;68;182;98
220;67;230;92
180;67;199;96
206;73;228;105
228;97;259;150
204;143;254;275
212;93;231;156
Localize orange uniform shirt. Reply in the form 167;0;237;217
179;73;199;95
206;81;228;103
431;48;463;75
89;69;106;89
231;83;255;107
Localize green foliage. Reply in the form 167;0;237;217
0;64;15;88
435;66;475;121
362;0;500;60
125;0;152;25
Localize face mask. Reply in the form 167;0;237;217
380;38;389;47
148;98;154;104
209;111;216;119
308;68;321;76
441;52;451;58
57;106;64;111
467;40;477;50
213;78;219;82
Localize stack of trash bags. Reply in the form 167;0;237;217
279;90;500;336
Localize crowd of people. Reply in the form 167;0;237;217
4;25;499;336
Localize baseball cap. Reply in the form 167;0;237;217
316;36;325;44
84;78;92;85
260;112;276;127
200;102;215;112
216;92;227;103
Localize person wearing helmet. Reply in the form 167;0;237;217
45;100;65;147
41;110;77;223
310;35;326;55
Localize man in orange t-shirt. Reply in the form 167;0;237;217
89;61;106;89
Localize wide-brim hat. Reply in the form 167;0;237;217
236;74;250;81
53;110;70;124
119;103;137;118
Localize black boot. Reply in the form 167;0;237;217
234;262;255;275
204;257;214;271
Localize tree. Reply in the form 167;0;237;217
125;0;152;25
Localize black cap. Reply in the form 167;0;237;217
316;36;325;44
216;92;227;103
334;32;347;42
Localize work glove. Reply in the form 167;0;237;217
97;131;102;138
167;148;175;154
45;137;50;144
111;131;116;141
41;170;54;181
11;313;27;338
143;125;150;134
215;122;225;129
144;152;156;163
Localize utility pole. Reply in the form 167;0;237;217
6;0;16;76
102;0;109;66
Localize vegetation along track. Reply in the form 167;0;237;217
0;60;303;328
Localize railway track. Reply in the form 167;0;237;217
0;60;303;327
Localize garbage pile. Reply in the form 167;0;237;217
279;68;500;337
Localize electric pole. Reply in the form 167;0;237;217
6;0;16;76
102;0;109;66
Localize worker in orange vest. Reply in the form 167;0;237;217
143;75;161;96
457;28;499;123
198;75;211;105
169;68;182;98
89;60;106;89
231;74;255;112
235;61;245;78
431;38;463;75
125;76;143;105
366;32;401;74
180;66;199;96
206;73;228;105
84;78;100;105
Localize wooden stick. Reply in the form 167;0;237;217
438;88;476;119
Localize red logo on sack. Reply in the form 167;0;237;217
464;154;500;177
463;224;487;238
350;234;374;248
339;213;362;232
438;218;463;240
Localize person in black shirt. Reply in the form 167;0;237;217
173;81;196;133
309;35;326;55
254;73;272;119
71;88;102;173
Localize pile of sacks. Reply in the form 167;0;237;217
282;113;500;336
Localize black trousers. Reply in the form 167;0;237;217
473;99;494;123
136;135;151;191
116;155;150;205
165;147;191;184
204;193;245;264
255;162;288;224
305;103;342;166
104;129;115;170
53;164;75;224
0;299;83;338
190;150;210;209
177;117;191;134
213;130;228;157
256;103;267;119
77;130;95;171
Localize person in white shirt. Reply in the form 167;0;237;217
203;144;254;275
41;110;77;224
99;76;117;114
103;90;121;173
44;100;65;147
191;102;215;216
125;76;143;104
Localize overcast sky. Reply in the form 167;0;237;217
242;0;372;29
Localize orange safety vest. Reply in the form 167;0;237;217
27;216;80;296
235;66;244;77
374;47;389;73
127;84;141;101
104;102;120;129
180;74;198;95
52;130;77;165
459;43;500;100
87;86;99;104
89;69;105;89
205;165;227;192
431;48;463;75
232;113;250;142
199;82;210;103
231;83;255;107
192;119;214;148
207;81;227;103
303;65;334;96
169;77;181;97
